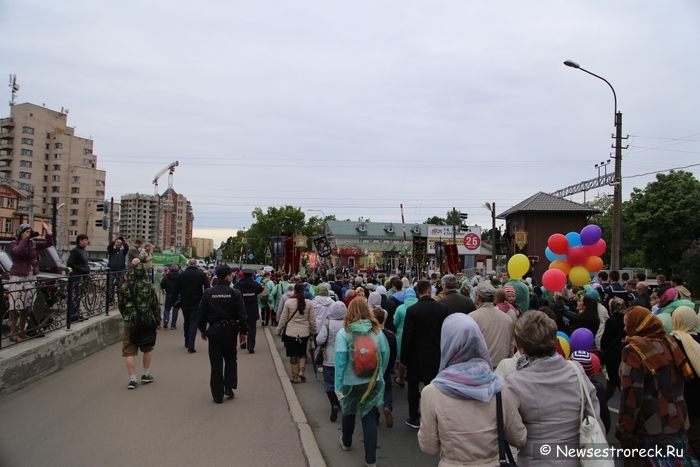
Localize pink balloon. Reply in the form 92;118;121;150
542;268;567;292
566;246;587;266
584;239;607;257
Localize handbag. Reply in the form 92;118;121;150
128;284;157;347
496;392;518;467
568;361;614;467
280;308;299;343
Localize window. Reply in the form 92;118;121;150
54;143;62;149
52;186;60;193
5;218;12;233
96;190;104;196
70;209;78;215
19;172;31;179
45;143;50;149
70;198;79;204
7;198;14;208
52;175;60;182
44;164;48;170
69;230;77;236
72;176;80;183
44;154;49;160
71;187;79;194
46;132;51;138
19;160;32;167
53;164;61;170
69;220;78;226
43;176;48;182
0;197;3;207
96;180;104;186
22;126;34;134
53;153;61;160
83;148;92;155
42;186;47;193
21;138;33;145
83;158;91;164
20;149;33;156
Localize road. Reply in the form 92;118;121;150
0;323;306;467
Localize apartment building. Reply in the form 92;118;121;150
192;237;214;258
0;103;108;257
159;188;193;254
118;193;159;246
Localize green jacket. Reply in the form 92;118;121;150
658;299;697;334
118;264;162;325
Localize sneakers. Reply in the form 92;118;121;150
163;321;169;329
365;463;377;467
384;407;394;428
128;380;138;390
225;388;235;398
171;326;177;330
405;417;420;429
187;349;196;354
339;436;350;451
141;374;154;384
330;405;340;422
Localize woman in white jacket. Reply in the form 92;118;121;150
313;284;336;331
315;301;347;422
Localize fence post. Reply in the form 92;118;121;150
66;271;73;330
0;275;3;349
105;269;110;316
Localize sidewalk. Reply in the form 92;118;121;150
0;322;308;467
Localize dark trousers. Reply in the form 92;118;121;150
260;307;270;325
182;307;199;350
407;379;421;421
107;271;125;304
207;325;238;402
246;318;257;351
69;275;85;317
341;406;379;465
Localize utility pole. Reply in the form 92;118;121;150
491;203;496;269
451;206;457;246
611;111;626;271
239;228;246;268
108;197;115;240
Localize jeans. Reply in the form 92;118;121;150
163;293;178;326
341;406;379;465
107;270;125;304
69;275;85;317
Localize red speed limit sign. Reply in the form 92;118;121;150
463;233;481;251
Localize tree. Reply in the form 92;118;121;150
445;208;466;228
246;206;307;262
191;246;198;259
679;240;700;300
624;171;700;275
425;216;446;225
585;194;613;266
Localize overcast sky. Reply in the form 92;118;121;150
2;1;699;246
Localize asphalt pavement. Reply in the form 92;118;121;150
0;322;307;467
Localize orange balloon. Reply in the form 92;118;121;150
549;259;572;275
584;256;604;273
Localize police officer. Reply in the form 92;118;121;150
198;265;247;404
233;268;263;354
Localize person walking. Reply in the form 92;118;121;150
400;280;449;428
8;221;54;341
233;268;263;354
107;236;128;305
66;234;90;322
160;264;180;329
118;263;161;389
277;283;316;383
198;265;248;403
418;313;526;466
600;296;627;400
174;258;210;353
392;287;417;388
671;306;700;457
315;301;348;421
335;298;389;467
438;274;476;315
372;307;397;429
470;282;514;368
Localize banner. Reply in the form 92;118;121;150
313;236;332;257
445;244;461;274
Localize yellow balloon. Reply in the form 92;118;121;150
569;266;590;287
508;254;530;279
557;336;570;359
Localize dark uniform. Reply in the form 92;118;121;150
233;269;263;353
198;266;247;403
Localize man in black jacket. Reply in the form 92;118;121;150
107;236;128;305
233;269;263;353
382;278;403;333
438;274;476;315
399;280;449;429
630;281;652;310
199;265;247;403
174;258;210;353
67;234;90;321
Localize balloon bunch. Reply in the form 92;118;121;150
542;225;606;290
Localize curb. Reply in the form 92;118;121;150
264;327;327;467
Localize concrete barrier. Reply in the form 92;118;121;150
0;313;123;399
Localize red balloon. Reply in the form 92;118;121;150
584;256;604;273
542;268;567;292
590;353;601;377
583;239;607;257
548;233;569;255
566;246;587;266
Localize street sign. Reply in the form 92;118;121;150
216;251;222;261
463;233;481;251
247;253;254;260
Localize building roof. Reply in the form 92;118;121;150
497;192;599;219
326;220;426;238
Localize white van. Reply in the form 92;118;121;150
196;259;206;269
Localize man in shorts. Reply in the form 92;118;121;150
118;263;162;389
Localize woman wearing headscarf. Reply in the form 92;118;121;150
600;297;627;400
276;283;316;383
335;299;389;467
506;311;603;467
616;306;699;466
392;287;418;388
315;301;347;422
367;291;382;311
672;306;700;457
313;284;335;332
418;313;526;465
657;286;697;334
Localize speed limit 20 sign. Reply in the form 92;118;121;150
463;233;481;251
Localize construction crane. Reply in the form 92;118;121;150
153;161;179;195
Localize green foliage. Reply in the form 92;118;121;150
426;209;466;227
425;216;446;225
585;194;613;266
679;240;700;300
624;171;700;275
191;246;198;259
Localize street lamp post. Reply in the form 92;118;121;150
564;60;624;271
483;203;496;269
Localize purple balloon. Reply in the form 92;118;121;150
580;224;602;246
569;328;595;352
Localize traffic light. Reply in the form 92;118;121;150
459;212;469;220
102;217;109;230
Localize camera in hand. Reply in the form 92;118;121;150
29;231;40;238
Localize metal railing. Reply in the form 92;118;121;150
0;269;128;350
